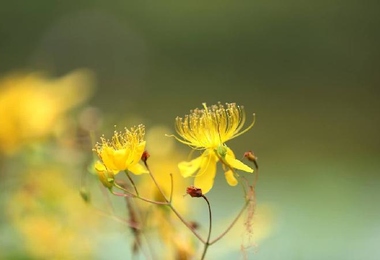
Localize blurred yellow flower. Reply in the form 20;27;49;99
7;168;100;259
213;204;276;258
136;126;195;259
93;125;148;179
0;69;94;154
172;103;254;194
142;125;190;210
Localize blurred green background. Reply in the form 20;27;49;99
1;1;379;259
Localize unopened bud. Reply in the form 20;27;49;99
95;161;114;189
141;150;150;162
186;186;203;197
244;151;259;170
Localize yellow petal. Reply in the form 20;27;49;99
129;141;146;164
224;170;238;186
101;147;118;173
94;161;114;188
225;148;253;173
112;148;129;170
194;152;218;194
94;160;106;172
136;141;146;155
178;155;203;178
128;163;149;175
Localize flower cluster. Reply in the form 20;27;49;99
89;102;260;259
94;103;255;194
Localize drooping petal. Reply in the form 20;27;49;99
224;169;238;186
194;152;218;194
129;163;149;175
178;155;203;178
225;147;253;173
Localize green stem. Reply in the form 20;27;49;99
112;183;167;205
124;170;139;196
169;173;174;203
210;198;250;245
168;201;206;244
143;161;169;202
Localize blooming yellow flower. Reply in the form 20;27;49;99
172;102;255;194
93;125;148;183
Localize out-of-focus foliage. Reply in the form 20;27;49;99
7;168;100;259
0;69;99;259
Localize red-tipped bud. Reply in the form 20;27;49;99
244;151;256;161
141;150;150;162
186;186;203;198
244;151;259;169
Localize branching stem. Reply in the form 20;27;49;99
143;160;206;244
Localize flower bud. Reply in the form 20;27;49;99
244;151;259;169
94;161;114;189
186;186;203;197
141;150;150;162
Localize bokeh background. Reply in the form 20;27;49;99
1;1;379;259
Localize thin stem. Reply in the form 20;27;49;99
124;194;142;258
143;160;206;243
91;201;150;258
113;182;134;196
210;199;250;245
169;173;174;203
99;182;116;214
112;185;168;205
143;161;169;202
93;207;136;228
253;168;259;189
200;195;212;260
124;170;139;196
239;177;249;198
168;203;206;243
205;154;258;245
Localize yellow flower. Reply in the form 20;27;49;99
7;169;100;259
0;69;94;154
93;125;148;179
172;102;255;194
